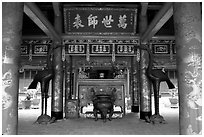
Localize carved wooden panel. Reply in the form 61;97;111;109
78;86;93;107
65;99;79;118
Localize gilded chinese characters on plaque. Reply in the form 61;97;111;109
63;7;137;35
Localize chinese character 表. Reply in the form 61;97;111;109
88;14;98;29
102;15;114;28
73;14;84;29
118;15;127;29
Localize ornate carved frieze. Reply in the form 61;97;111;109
20;39;52;69
149;39;175;55
20;45;29;55
32;44;49;55
63;39;139;44
22;39;52;44
90;44;112;54
20;38;176;69
21;39;52;57
116;44;135;54
63;38;139;56
152;44;170;54
76;59;129;68
65;44;86;54
148;39;176;69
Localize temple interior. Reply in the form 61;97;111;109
2;2;202;135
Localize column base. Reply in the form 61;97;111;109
131;106;139;113
140;111;152;120
51;111;63;120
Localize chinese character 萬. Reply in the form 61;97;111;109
102;15;114;28
118;15;127;29
88;14;98;29
73;14;84;29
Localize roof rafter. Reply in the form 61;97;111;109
141;2;173;43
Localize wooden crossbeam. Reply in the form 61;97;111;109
24;2;61;41
141;2;173;43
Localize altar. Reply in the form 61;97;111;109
77;79;126;118
63;48;134;119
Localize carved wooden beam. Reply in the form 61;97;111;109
141;2;173;43
24;2;61;41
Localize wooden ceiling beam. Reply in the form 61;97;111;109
24;2;61;41
52;2;61;16
141;2;173;43
141;2;148;16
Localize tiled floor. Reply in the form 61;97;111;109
18;96;179;135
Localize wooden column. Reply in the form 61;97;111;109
139;3;152;119
65;56;72;100
173;3;202;135
2;2;23;135
51;6;63;120
131;55;140;112
64;56;73;118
